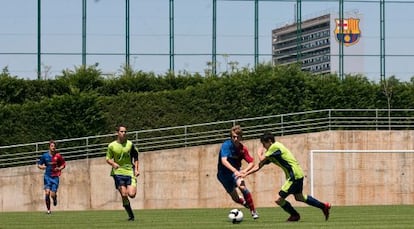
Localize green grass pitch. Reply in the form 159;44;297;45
2;205;413;229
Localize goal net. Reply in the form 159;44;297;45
309;150;414;206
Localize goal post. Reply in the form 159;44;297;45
309;149;414;205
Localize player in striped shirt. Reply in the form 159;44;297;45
217;125;259;219
37;140;66;214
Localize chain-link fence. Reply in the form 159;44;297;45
1;0;414;81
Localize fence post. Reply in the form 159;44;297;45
184;126;188;147
86;137;89;159
328;109;331;131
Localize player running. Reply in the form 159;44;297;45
242;132;331;222
217;125;259;219
37;140;66;214
106;125;140;221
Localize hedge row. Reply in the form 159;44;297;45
1;64;413;146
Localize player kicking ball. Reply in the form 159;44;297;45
241;132;331;222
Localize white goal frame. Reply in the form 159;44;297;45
309;149;414;197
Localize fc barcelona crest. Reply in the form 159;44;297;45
335;18;361;46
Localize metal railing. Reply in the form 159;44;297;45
1;109;414;168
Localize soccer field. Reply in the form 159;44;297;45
2;205;413;229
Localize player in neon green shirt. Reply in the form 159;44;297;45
242;132;331;222
106;125;140;221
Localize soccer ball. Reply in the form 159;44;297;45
228;208;244;223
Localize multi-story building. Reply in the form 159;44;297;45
272;12;364;75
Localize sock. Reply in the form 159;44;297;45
237;197;245;205
124;204;134;219
305;195;324;209
52;194;57;205
45;194;51;211
123;198;134;219
280;200;299;216
242;189;255;211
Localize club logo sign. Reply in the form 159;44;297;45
334;18;361;46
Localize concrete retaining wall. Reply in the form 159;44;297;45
1;130;413;212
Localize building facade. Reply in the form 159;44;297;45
272;12;364;75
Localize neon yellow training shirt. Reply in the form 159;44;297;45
106;140;138;177
265;141;304;180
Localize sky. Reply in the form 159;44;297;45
1;0;414;81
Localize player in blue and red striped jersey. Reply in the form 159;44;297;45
217;125;259;219
37;140;66;214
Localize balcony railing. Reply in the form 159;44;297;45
1;109;414;168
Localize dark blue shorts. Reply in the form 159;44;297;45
113;175;133;189
217;172;237;193
279;178;304;198
44;175;60;192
